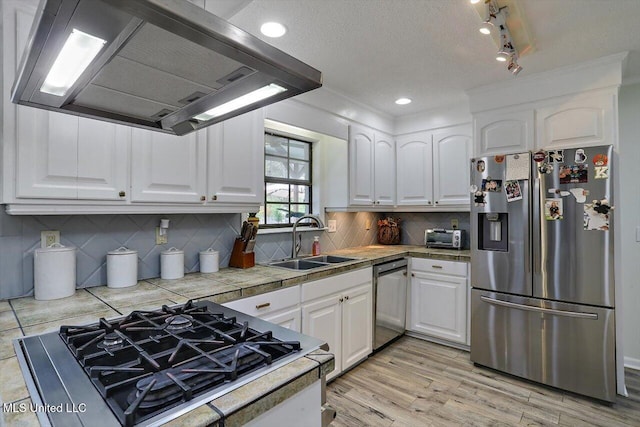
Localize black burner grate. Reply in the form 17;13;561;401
59;301;300;426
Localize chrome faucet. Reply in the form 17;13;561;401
291;214;325;259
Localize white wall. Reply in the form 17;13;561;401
618;82;640;367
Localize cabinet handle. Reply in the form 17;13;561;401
211;195;218;201
255;302;271;309
200;196;206;202
402;271;407;276
411;273;415;277
426;200;431;204
431;265;443;269
118;191;126;197
339;297;344;303
344;295;349;300
435;201;439;204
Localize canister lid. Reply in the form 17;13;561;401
161;247;184;256
35;243;75;253
108;246;137;256
199;247;218;255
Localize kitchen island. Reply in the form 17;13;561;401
0;246;467;426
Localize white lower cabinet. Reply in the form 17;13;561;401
301;268;373;380
408;258;469;345
223;286;301;332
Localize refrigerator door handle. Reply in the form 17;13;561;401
480;296;598;320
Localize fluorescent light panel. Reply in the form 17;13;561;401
40;29;106;97
194;84;287;121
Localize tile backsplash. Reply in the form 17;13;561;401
0;210;240;299
0;209;469;300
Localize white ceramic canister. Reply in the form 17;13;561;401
107;247;138;288
199;248;219;273
161;247;184;280
34;243;76;301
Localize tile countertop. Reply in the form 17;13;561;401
0;245;467;426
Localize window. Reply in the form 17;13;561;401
258;132;312;227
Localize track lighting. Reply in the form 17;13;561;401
479;20;494;35
508;57;523;75
496;26;515;62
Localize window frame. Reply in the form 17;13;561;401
261;131;313;228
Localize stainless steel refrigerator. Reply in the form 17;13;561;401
470;146;616;402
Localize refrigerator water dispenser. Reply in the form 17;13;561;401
478;213;508;251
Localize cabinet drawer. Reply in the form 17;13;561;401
412;258;467;277
301;267;372;302
223;286;300;316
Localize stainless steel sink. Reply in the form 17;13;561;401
268;259;330;270
304;255;359;264
267;255;359;270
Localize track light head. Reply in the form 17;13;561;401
479;20;494;35
508;59;523;75
496;25;515;62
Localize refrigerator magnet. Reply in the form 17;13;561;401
548;150;564;163
476;160;486;172
544;199;563;220
494;155;505;164
575;149;587;164
593;154;608;166
533;151;546;162
569;188;587;203
482;179;502;192
595;166;609;179
559;164;588;184
473;191;486;206
584;199;613;231
505;180;523;202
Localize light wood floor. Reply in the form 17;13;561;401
326;337;640;426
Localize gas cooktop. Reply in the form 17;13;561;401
14;300;325;427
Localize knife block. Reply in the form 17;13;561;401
229;238;255;268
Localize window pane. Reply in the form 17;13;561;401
289;159;309;181
266;183;289;202
289;140;310;160
266;203;289;224
265;134;288;156
290;204;310;221
290;185;310;204
257;206;265;225
266;155;287;178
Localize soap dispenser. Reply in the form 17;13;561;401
312;236;321;255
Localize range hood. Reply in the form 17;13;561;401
11;0;322;136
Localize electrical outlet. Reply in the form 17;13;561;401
40;230;60;248
155;227;168;245
327;220;337;233
450;219;459;229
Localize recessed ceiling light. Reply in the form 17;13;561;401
395;98;412;105
260;22;287;38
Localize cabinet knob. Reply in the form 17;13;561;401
118;191;125;197
403;271;408;276
211;195;218;201
339;297;344;303
426;200;431;205
344;295;349;300
255;302;271;309
200;196;206;202
435;201;439;204
411;273;415;277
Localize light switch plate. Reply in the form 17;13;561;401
327;220;337;233
450;219;459;229
155;227;168;245
40;230;60;248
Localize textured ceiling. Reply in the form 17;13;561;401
225;0;640;117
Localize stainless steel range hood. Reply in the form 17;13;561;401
11;0;322;136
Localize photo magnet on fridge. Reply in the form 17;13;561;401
545;199;563;220
584;199;613;231
505;180;522;202
548;150;564;163
476;160;485;173
575;149;587;164
481;179;502;192
559;164;588;184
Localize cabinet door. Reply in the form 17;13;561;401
474;108;534;157
263;307;302;333
77;120;129;200
342;282;373;370
374;133;396;206
348;125;375;205
409;272;467;344
432;126;471;206
208;110;264;203
535;92;616;150
131;129;206;203
396;132;433;206
302;294;342;380
16;111;79;199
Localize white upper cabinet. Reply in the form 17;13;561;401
473;108;534;157
535;91;616;150
8;0;128;202
432;125;471;206
207;109;264;204
130;129;206;203
396;132;433;206
348;125;375;205
373;132;396;206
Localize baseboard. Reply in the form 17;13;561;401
405;331;470;352
624;356;640;371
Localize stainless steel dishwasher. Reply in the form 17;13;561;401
373;258;408;350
